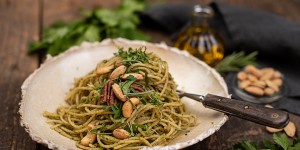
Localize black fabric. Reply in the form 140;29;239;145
141;2;300;115
140;3;194;33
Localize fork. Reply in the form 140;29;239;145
176;90;289;128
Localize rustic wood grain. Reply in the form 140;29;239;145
188;114;300;149
0;0;40;149
43;0;121;27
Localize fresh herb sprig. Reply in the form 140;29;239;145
127;90;154;97
215;51;258;73
125;123;148;136
90;123;111;135
29;0;150;56
114;47;150;67
121;75;137;95
149;92;163;105
229;133;300;150
104;103;124;120
94;78;107;92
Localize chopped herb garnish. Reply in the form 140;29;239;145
104;103;123;119
129;87;137;93
140;97;147;105
94;78;107;93
125;122;148;136
90;123;108;135
89;95;99;102
121;75;137;95
149;92;163;105
127;122;135;136
127;90;154;97
120;117;126;123
133;124;148;131
126;74;137;81
113;78;122;85
114;47;150;67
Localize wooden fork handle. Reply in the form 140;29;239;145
202;94;289;128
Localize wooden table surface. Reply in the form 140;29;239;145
1;0;299;149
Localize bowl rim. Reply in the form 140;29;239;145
19;38;229;150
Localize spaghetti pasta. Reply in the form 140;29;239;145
44;47;196;149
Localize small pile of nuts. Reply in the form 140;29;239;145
265;105;296;137
237;65;283;96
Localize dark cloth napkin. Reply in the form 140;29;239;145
140;2;300;115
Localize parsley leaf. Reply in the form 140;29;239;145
262;140;277;149
104;103;123;119
290;143;300;150
121;75;137;95
140;97;147;105
120;117;126;123
273;134;290;150
29;0;150;56
229;133;300;150
127;90;154;97
149;92;163;105
90;123;108;134
125;123;148;136
94;78;107;92
228;141;257;150
133;124;148;131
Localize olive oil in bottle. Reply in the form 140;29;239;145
174;5;224;66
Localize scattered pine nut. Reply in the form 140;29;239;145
110;65;127;80
266;126;283;133
284;121;296;137
113;129;131;139
122;100;133;118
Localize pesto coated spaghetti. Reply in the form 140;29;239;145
44;47;196;149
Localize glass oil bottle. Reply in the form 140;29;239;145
174;5;224;66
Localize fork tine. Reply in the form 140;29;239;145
176;90;185;98
176;90;204;102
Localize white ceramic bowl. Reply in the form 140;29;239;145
19;38;229;150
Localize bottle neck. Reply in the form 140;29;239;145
191;5;213;29
191;13;210;29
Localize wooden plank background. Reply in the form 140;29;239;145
0;0;40;149
0;0;299;149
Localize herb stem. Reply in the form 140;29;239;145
127;90;155;96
